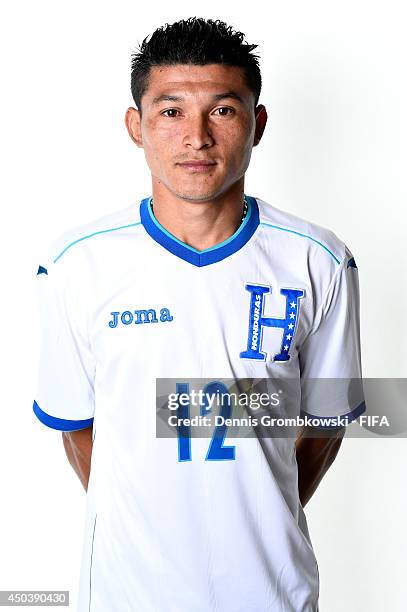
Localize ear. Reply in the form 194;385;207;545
125;107;143;147
253;104;267;147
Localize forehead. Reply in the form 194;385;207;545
144;64;251;99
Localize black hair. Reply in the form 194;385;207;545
130;17;262;112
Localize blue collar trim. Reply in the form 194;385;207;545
140;194;259;267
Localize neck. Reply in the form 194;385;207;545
149;184;247;252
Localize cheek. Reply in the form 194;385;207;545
144;120;183;146
142;129;178;169
221;120;253;150
222;131;252;165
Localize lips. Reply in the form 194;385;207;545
177;160;216;171
178;161;216;166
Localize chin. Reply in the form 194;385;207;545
179;192;221;203
167;185;219;202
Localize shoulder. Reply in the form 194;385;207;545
48;200;143;266
254;195;349;267
35;200;146;290
35;200;146;308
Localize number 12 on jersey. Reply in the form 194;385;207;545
176;381;236;462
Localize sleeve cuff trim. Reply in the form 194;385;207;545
33;400;94;431
300;400;366;429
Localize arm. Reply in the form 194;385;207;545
295;425;345;507
62;425;93;491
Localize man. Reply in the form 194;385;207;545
33;17;365;611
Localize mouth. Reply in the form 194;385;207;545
177;161;217;172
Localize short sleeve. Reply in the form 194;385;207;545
298;246;366;427
32;251;96;431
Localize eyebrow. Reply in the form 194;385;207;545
151;91;245;105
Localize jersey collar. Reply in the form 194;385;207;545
139;194;260;267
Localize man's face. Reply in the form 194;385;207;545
126;63;267;202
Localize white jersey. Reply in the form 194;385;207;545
33;194;365;612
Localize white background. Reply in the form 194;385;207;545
1;1;406;610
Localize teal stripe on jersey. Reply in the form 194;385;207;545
260;222;341;264
53;222;142;263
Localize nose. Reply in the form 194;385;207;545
182;113;214;150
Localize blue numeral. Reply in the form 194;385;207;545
176;382;192;462
175;381;236;462
203;381;235;461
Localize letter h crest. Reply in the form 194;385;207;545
240;284;305;362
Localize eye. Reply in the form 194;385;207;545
213;107;234;116
161;109;180;118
